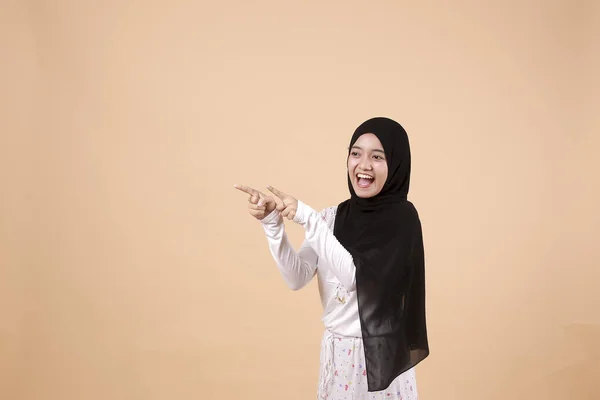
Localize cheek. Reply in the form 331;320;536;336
347;159;358;172
377;166;388;184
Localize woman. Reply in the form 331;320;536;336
234;117;429;399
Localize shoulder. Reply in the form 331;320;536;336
400;200;420;219
397;201;422;231
318;205;338;226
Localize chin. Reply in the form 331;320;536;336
357;193;377;198
353;185;379;198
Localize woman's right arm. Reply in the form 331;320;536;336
261;209;318;291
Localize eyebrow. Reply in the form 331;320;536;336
350;145;385;153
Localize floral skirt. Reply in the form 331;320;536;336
317;330;418;400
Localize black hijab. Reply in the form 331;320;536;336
333;117;429;392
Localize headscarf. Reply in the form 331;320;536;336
333;117;429;391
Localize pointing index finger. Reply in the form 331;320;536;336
266;185;285;199
234;184;256;196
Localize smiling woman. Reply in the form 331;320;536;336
234;117;428;399
348;133;389;197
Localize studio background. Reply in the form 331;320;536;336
1;0;599;399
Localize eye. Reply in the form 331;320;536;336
373;155;384;160
350;151;360;157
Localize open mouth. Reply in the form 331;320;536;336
356;173;374;189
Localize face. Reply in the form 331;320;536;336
347;133;388;198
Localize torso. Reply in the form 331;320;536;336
316;206;418;398
316;205;362;337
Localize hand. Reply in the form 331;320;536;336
234;184;277;220
266;185;298;221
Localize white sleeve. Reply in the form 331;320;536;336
260;209;318;291
293;201;356;292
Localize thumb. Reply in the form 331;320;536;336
258;195;272;207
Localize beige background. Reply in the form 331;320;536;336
1;0;599;399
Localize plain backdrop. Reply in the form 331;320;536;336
1;0;599;399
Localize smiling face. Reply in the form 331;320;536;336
347;133;388;198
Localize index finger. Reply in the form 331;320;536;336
234;184;258;196
266;185;285;199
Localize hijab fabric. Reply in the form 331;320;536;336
333;117;429;392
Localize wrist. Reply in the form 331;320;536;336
260;209;281;225
293;200;309;224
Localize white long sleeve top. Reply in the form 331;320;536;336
261;200;362;337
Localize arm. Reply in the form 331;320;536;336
293;201;356;292
261;209;318;291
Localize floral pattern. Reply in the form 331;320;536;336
318;331;418;400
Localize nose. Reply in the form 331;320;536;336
359;155;373;171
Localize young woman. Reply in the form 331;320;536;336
234;117;429;399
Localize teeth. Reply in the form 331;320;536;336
357;174;374;180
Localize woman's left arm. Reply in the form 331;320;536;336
293;200;356;292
